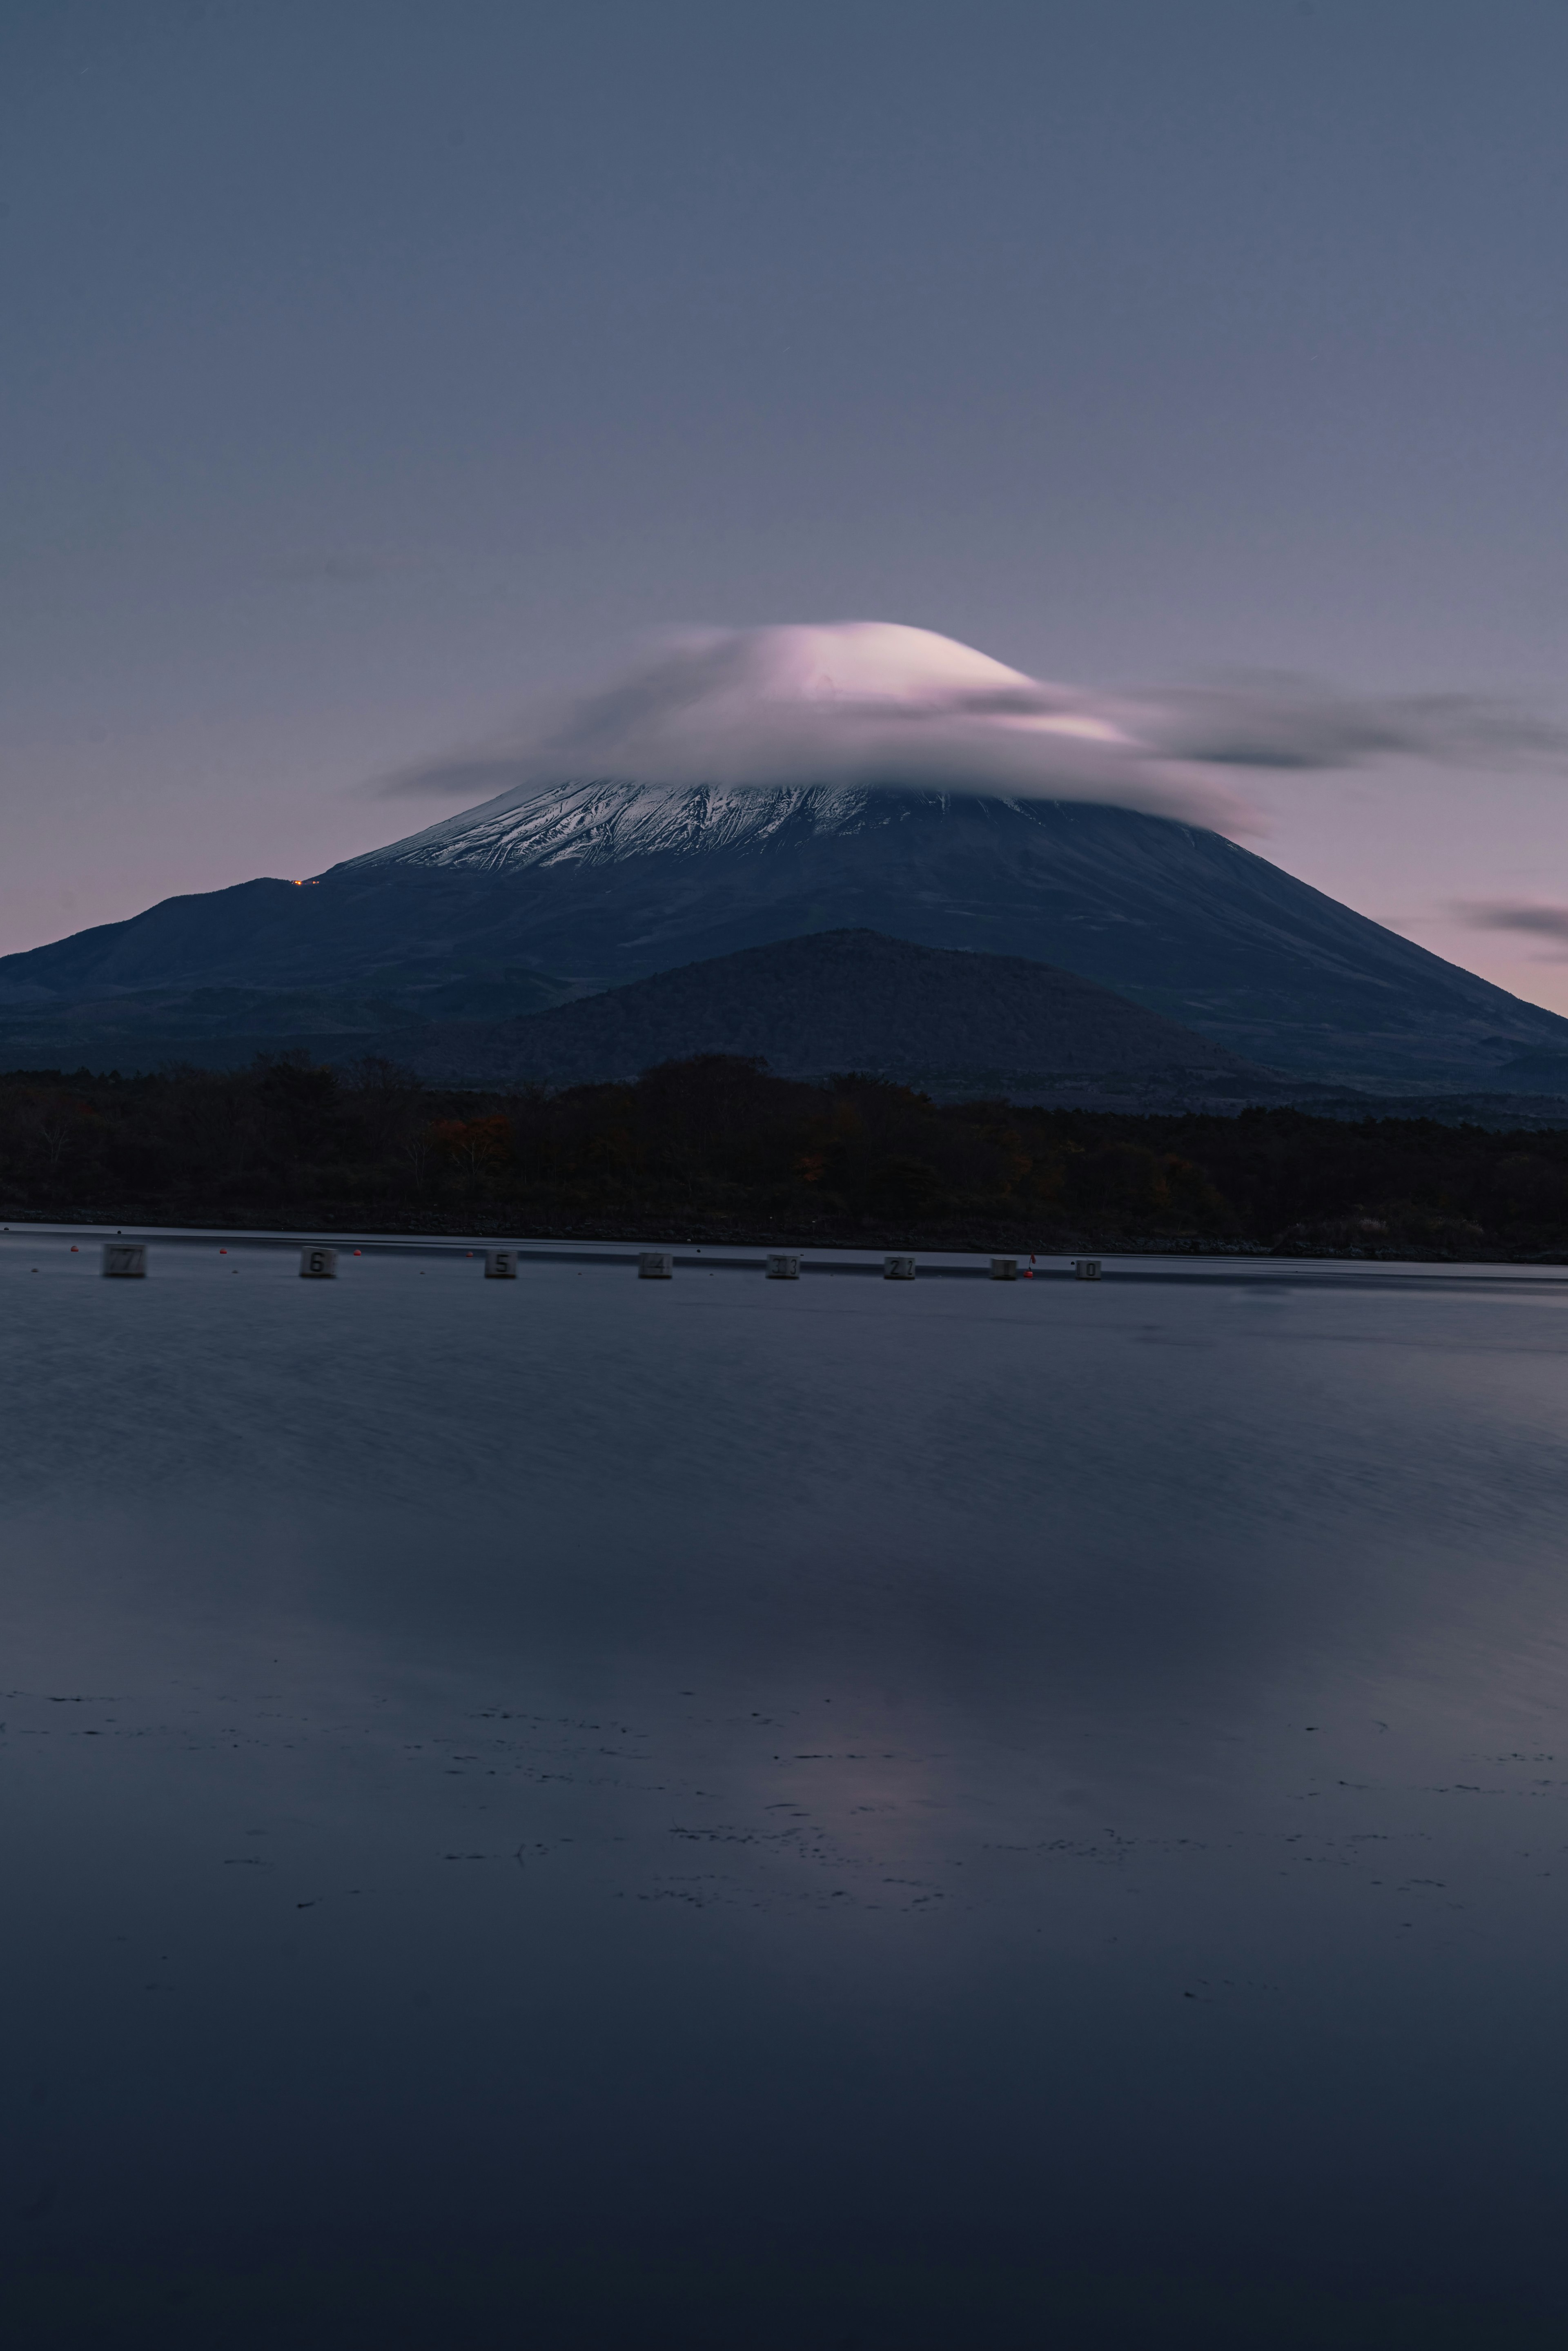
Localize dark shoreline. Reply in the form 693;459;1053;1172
7;1202;1565;1267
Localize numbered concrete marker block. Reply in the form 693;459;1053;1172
300;1246;337;1280
766;1253;800;1280
883;1255;917;1281
990;1257;1018;1281
639;1252;673;1279
102;1243;146;1279
485;1250;519;1279
1073;1257;1102;1281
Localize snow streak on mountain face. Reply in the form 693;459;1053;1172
342;779;1000;876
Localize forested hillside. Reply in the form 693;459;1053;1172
4;1053;1568;1259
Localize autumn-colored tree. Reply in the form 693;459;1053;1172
428;1115;513;1188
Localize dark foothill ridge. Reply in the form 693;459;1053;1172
400;929;1276;1095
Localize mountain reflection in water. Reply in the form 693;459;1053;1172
2;1238;1566;2345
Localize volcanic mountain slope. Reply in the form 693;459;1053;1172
402;929;1275;1096
3;780;1567;1088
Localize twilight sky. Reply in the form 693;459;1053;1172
4;0;1567;1003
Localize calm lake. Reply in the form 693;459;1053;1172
3;1234;1567;2347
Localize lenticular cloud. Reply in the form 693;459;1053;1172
377;621;1562;831
384;622;1245;827
535;622;1247;823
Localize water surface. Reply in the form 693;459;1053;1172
3;1236;1566;2344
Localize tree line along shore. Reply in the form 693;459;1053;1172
2;1052;1567;1260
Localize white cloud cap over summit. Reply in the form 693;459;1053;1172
378;622;1563;833
383;622;1245;827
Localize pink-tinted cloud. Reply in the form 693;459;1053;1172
374;622;1566;834
1453;900;1568;958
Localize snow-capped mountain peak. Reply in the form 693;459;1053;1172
341;779;968;876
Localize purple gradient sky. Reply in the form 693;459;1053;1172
3;1;1566;1003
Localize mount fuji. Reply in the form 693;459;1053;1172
4;775;1567;1090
